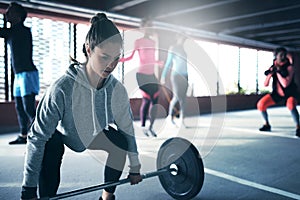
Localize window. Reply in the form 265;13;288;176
193;40;218;96
239;48;258;94
0;14;276;102
0;14;6;101
257;50;273;93
24;17;71;100
73;23;89;64
218;44;239;94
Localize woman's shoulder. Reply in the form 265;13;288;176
108;76;127;92
136;37;155;45
47;73;74;95
110;76;124;88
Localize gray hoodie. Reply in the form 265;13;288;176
22;64;140;187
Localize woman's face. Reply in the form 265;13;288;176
276;51;286;63
86;42;121;79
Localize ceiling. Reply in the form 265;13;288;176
106;0;300;52
1;0;300;52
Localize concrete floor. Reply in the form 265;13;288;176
1;106;300;200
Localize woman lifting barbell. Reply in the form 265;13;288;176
20;13;142;200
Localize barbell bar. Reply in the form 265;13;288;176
46;137;204;200
49;167;174;200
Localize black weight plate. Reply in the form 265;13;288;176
157;137;204;200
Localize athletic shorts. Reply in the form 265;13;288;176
13;70;39;97
136;73;160;97
271;92;297;104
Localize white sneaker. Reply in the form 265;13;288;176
179;116;187;128
142;126;149;137
165;115;180;129
149;128;157;137
166;115;175;124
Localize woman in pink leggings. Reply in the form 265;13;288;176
120;19;162;137
257;47;300;137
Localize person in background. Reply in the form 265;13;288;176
257;47;300;137
119;18;162;137
20;13;142;200
0;2;39;145
161;33;188;127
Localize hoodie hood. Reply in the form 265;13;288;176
66;63;114;91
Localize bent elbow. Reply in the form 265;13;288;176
280;80;291;88
281;83;288;88
264;81;269;87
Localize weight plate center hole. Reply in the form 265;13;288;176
169;163;178;176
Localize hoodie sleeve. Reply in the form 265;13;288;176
111;82;141;172
22;84;65;187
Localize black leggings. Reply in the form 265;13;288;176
15;94;36;135
39;127;128;198
140;97;159;127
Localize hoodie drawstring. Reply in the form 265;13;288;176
104;88;109;131
91;88;98;136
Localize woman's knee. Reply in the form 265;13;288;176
257;99;266;111
43;130;65;165
105;132;128;171
286;97;298;110
115;133;128;152
105;127;129;152
257;94;274;111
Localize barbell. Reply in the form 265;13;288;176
49;137;204;200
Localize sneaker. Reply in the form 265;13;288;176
149;129;157;137
179;116;187;128
296;128;300;137
182;120;187;128
259;124;271;132
142;127;149;137
9;135;27;145
99;194;115;200
166;115;175;125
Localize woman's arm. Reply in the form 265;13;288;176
21;87;64;198
276;65;294;88
155;60;164;67
161;50;174;83
119;49;136;62
264;73;273;87
263;66;275;87
120;39;139;62
111;83;141;173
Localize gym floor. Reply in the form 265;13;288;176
1;106;300;200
